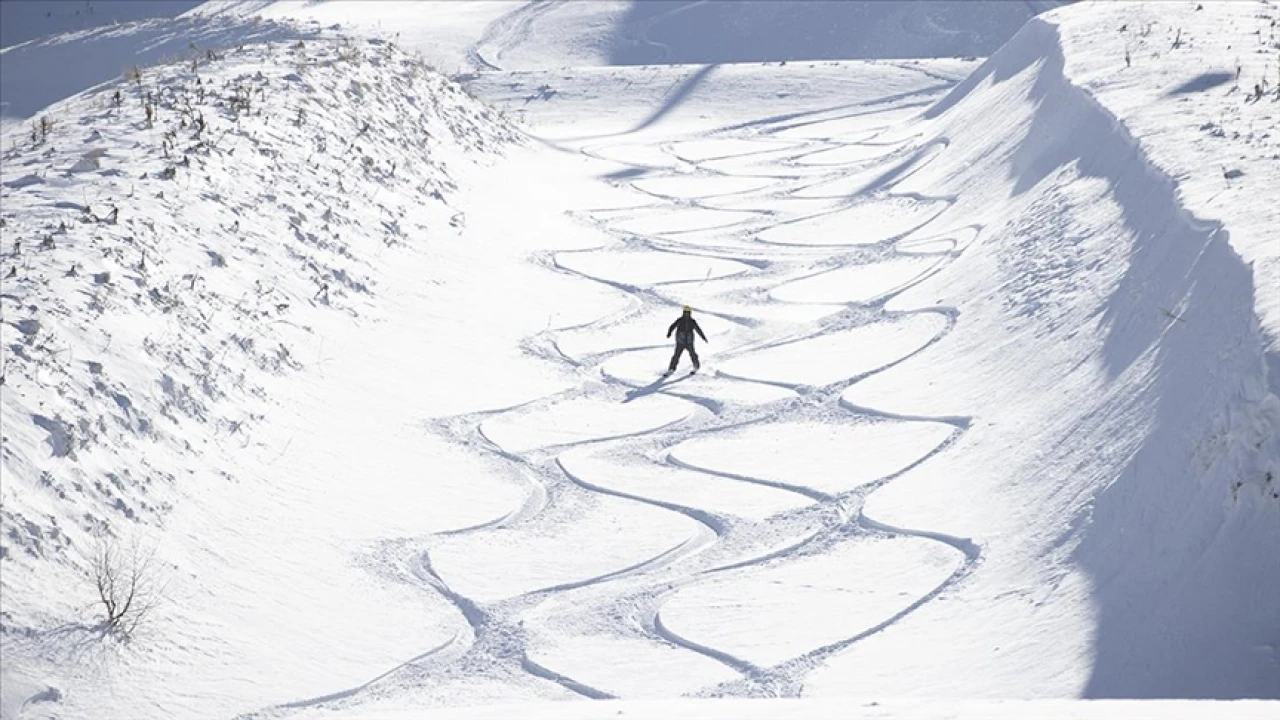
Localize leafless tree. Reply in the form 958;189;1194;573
87;532;162;638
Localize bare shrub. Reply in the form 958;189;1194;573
86;532;163;638
31;115;55;145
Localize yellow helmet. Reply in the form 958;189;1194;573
682;305;692;313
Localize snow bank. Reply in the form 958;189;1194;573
1051;1;1280;398
814;8;1280;698
1047;1;1280;697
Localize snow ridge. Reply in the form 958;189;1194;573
821;13;1280;697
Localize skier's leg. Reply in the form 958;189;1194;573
689;346;700;370
668;345;685;373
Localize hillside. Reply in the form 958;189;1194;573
1;2;1066;128
199;0;1067;71
0;32;535;719
0;0;203;49
0;8;312;128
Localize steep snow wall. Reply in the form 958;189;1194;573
0;32;517;712
813;13;1279;699
1050;1;1280;401
1041;3;1280;698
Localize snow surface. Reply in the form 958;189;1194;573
198;0;1067;71
2;1;1278;719
307;699;1280;719
0;1;205;49
0;9;316;127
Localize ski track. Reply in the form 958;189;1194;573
267;75;987;711
466;0;565;71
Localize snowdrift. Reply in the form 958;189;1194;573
1051;1;1280;401
811;13;1280;698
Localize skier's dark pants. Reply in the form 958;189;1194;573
669;342;699;372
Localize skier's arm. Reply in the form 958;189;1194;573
694;320;707;342
667;320;678;338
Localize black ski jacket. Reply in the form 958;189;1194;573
667;315;707;346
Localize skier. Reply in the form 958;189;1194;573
665;305;707;376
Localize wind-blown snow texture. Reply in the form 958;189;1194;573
1;1;1278;719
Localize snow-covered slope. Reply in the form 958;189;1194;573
0;9;313;124
2;0;1278;718
199;1;1068;71
802;7;1280;699
1055;1;1280;397
1044;0;1280;695
0;31;549;720
603;0;1069;64
443;2;1280;704
1;2;1065;126
0;0;204;49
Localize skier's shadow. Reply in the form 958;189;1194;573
622;374;688;403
